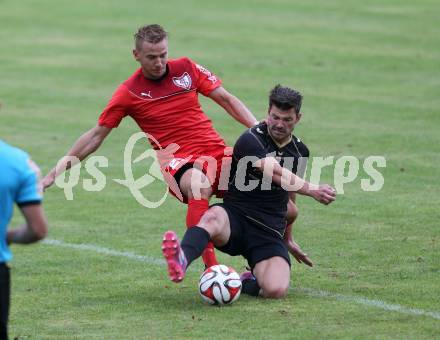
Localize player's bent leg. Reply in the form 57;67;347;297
253;256;290;299
179;168;219;267
162;206;230;283
198;205;231;248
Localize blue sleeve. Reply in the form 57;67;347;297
15;158;42;206
233;130;267;160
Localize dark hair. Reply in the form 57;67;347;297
134;24;168;50
269;84;303;114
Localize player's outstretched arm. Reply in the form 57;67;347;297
42;125;112;190
208;87;258;128
254;156;336;205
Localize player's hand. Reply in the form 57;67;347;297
41;173;55;191
286;239;313;267
310;184;336;205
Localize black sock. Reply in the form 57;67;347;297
181;226;211;266
242;278;261;297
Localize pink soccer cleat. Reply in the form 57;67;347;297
161;231;188;283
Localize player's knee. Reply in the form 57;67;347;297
198;186;213;200
185;180;213;200
262;282;289;299
199;207;223;235
180;169;213;200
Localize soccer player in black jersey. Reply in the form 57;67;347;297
162;85;336;298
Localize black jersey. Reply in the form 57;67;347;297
223;122;309;236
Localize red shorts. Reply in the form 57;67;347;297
159;146;233;203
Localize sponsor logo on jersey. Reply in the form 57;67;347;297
172;72;192;90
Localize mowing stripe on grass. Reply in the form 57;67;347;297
42;238;440;321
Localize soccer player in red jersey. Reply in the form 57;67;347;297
42;24;258;267
42;24;307;268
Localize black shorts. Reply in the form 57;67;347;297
213;203;291;270
0;262;10;340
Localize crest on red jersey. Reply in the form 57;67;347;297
172;72;192;90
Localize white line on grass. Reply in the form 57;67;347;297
42;238;440;321
42;238;165;265
294;288;440;320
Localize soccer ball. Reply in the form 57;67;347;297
198;264;242;305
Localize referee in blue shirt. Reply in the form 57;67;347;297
0;141;48;340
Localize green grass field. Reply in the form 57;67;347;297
1;0;439;338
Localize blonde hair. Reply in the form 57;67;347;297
134;24;168;50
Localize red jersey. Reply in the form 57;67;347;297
98;57;226;157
